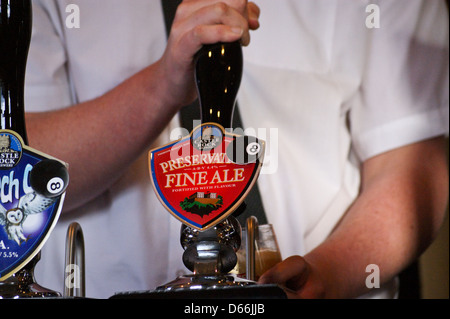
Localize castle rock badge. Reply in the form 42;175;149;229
0;132;23;169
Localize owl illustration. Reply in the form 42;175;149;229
0;192;56;246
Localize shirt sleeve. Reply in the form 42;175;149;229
25;0;73;112
350;0;449;162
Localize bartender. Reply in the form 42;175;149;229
24;0;448;299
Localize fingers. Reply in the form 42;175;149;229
157;0;260;108
176;2;248;50
173;0;259;49
247;2;261;31
258;256;311;298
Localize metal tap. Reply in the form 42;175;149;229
64;222;85;298
246;216;259;281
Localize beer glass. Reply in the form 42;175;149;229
232;218;282;281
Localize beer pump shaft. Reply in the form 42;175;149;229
195;41;243;129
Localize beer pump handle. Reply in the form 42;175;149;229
0;1;69;297
0;0;32;141
194;41;243;129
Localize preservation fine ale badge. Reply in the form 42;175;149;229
149;123;264;230
0;130;68;281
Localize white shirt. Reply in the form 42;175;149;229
25;0;448;298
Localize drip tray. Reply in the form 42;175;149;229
110;284;287;299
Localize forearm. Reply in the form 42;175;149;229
304;137;449;298
25;60;180;211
